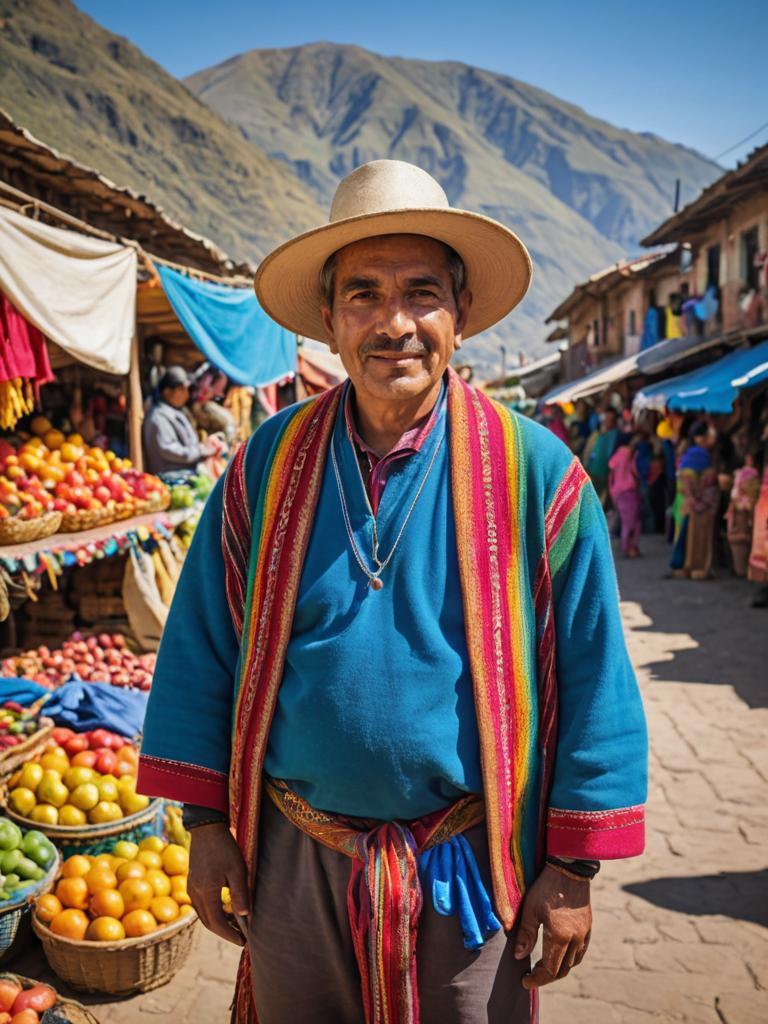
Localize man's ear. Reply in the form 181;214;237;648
454;289;472;349
321;307;339;354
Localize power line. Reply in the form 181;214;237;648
710;120;768;162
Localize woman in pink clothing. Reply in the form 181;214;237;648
609;438;642;557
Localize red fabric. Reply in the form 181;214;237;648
0;292;54;384
136;754;229;812
344;385;441;515
546;805;645;859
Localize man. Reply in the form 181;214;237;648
142;365;209;475
139;160;647;1024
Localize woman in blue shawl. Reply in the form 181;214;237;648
669;420;719;578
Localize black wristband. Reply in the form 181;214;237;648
182;803;228;831
546;856;601;880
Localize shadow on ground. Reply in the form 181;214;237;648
624;869;768;928
614;535;767;709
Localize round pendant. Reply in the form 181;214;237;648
369;577;384;591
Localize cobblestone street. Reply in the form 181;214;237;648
15;536;768;1022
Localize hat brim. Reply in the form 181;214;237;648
254;207;532;342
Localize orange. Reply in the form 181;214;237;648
62;855;92;880
178;904;195;919
116;861;146;884
136;850;162;871
84;865;118;894
90;855;115;872
122;909;157;938
137;835;164;855
86;916;126;942
56;876;89;910
170;876;191;906
49;908;89;940
161;844;189;877
145;869;171;898
118;878;154;913
150;896;179;924
89;888;125;919
36;893;63;923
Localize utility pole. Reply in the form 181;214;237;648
500;345;507;381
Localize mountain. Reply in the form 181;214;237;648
0;2;720;369
0;0;323;267
187;44;721;364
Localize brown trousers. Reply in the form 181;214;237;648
247;797;533;1023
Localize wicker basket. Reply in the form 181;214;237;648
3;799;165;859
0;972;102;1023
0;849;61;961
33;909;199;996
0;512;63;547
58;507;113;534
0;717;55;784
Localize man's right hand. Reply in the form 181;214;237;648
188;822;250;946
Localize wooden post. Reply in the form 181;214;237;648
128;327;144;472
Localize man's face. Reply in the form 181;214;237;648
321;234;470;404
164;384;189;409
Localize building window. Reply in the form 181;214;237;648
593;319;600;346
628;310;637;335
741;227;759;290
707;245;720;290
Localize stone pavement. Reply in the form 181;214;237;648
11;535;768;1022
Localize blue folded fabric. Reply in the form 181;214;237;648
418;833;502;950
41;681;149;738
0;678;51;706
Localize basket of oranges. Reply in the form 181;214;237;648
32;836;198;996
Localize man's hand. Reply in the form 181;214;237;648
514;864;592;989
188;822;250;946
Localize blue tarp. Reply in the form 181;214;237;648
634;341;768;414
158;265;297;387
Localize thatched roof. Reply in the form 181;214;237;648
0;108;252;277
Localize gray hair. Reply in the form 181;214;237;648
319;241;467;308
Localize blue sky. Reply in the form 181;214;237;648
76;0;765;168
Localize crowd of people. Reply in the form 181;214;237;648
540;394;768;606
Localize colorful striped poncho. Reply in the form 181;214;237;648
139;368;647;1021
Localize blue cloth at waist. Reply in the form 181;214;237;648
419;834;501;949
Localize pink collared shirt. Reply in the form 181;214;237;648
344;384;443;516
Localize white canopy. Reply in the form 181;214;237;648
0;206;136;375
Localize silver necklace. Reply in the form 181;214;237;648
330;428;444;590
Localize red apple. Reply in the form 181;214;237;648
93;748;117;775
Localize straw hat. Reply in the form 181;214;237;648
255;160;532;342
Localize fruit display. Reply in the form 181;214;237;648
6;737;146;828
1;633;155;691
0;420;167;522
0;817;57;901
169;473;213;510
35;836;192;941
0;974;95;1024
0;704;46;752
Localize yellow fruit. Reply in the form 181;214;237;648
116;861;146;884
59;442;82;464
63;766;95;790
56;876;89;910
19;762;44;791
59;804;87;827
86;916;126;942
40;751;70;775
69;783;100;812
119;790;150;816
88;801;123;825
90;888;124;920
170;876;191;906
36;893;63;923
44;428;65;450
67;433;85;447
138;836;165;855
112;840;139;861
96;779;119;803
31;415;53;437
84;865;118;894
145;869;172;898
37;771;69;809
90;855;114;871
49;908;89;940
29;804;59;825
150;896;180;924
136;850;162;871
178;903;195;918
62;855;92;880
9;787;36;817
161;844;189;877
122;909;157;938
118;878;154;913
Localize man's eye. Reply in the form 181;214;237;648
412;289;438;298
350;290;374;300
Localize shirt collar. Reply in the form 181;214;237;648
344;378;446;460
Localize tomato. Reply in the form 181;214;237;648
50;727;75;745
0;981;20;1013
11;984;55;1013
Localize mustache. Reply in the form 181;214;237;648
360;335;430;357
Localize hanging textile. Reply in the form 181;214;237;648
0;206;136;375
157;265;297;387
0;293;55;428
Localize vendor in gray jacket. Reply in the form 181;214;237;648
142;366;210;475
